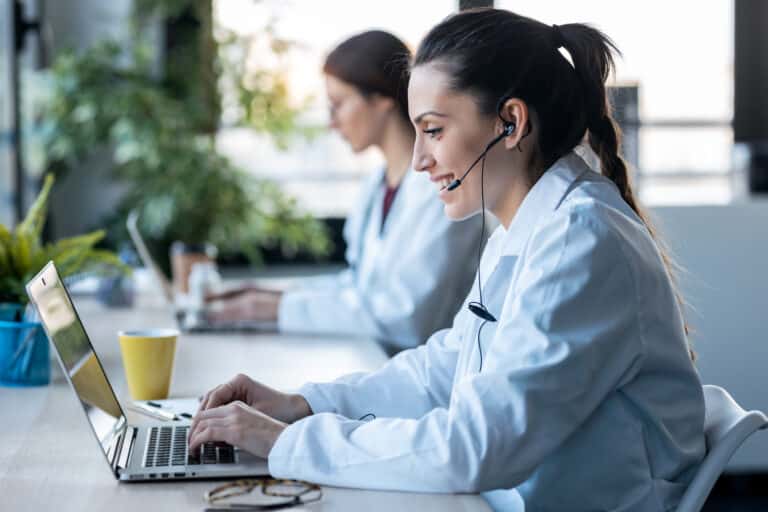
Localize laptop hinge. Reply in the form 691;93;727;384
113;425;137;477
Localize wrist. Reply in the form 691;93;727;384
286;393;313;423
265;420;287;456
252;293;280;322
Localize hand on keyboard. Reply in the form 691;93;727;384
197;373;312;424
144;426;236;468
188;401;287;459
187;442;235;465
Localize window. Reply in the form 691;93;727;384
497;0;735;204
214;0;456;217
215;1;735;213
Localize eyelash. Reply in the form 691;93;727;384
423;127;442;139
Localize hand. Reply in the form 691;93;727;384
205;284;282;302
188;401;286;458
206;290;282;323
196;373;312;424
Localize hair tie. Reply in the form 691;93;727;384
551;24;567;49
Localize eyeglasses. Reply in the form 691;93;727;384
204;478;322;511
328;92;367;120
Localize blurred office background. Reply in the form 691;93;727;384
2;0;768;508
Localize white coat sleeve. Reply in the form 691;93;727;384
277;179;480;350
297;323;463;420
268;208;645;492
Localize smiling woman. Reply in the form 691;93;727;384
193;9;706;512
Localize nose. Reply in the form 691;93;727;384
412;140;435;173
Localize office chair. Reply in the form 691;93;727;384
676;385;768;512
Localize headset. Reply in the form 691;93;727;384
444;121;517;192
441;114;519;371
355;117;517;420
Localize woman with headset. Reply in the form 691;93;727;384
207;30;481;352
191;10;705;511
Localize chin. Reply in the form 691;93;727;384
444;203;481;222
349;139;371;153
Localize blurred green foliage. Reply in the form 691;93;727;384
41;1;331;274
0;175;128;305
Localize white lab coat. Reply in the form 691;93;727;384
278;167;483;351
268;153;706;511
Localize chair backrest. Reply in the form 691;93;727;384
676;385;768;512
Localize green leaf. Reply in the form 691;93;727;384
0;174;125;304
18;174;54;240
10;231;34;276
0;223;11;246
0;243;10;279
49;230;105;253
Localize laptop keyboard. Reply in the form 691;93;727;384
143;426;236;467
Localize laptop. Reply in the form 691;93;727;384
126;210;277;334
26;261;270;481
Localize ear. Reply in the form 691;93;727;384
370;94;396;114
498;97;529;150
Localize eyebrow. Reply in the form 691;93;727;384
413;111;448;124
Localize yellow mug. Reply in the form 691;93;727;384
118;329;179;401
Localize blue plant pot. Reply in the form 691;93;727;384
0;319;50;387
0;303;23;322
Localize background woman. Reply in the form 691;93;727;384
209;30;482;352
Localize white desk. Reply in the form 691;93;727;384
0;297;490;511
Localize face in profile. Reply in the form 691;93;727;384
325;74;392;153
409;63;502;221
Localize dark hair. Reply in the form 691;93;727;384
415;8;692;351
324;30;412;124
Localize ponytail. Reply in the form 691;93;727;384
559;24;694;351
552;24;638;209
414;9;693;358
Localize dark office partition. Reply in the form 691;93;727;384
459;0;493;10
734;0;768;192
0;1;15;226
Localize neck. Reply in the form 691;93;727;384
378;115;415;188
488;152;536;229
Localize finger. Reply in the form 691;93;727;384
188;423;233;453
187;417;232;445
198;388;214;413
191;404;230;438
189;416;231;443
205;285;252;302
206;305;243;324
204;290;236;302
203;383;238;411
191;402;242;438
198;383;227;412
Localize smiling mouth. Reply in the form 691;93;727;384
433;174;455;190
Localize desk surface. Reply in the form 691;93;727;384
1;296;490;511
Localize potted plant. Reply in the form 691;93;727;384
42;34;331;291
0;174;127;386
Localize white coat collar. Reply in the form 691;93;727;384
499;151;592;257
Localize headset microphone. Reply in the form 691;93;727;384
445;118;517;371
444;121;516;192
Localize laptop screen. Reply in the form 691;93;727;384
26;262;126;464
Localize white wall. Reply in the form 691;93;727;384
652;200;768;470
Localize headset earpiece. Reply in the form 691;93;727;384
444;120;518;192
